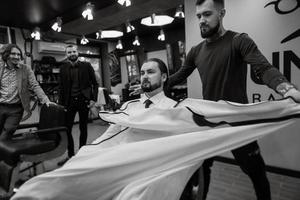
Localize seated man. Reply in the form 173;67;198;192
93;58;177;147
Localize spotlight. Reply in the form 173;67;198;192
31;27;41;40
126;21;135;33
116;39;123;49
51;17;62;32
96;31;103;39
82;2;94;20
158;29;165;41
117;0;131;7
80;35;89;45
175;5;185;18
132;35;140;46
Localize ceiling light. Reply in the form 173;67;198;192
31;27;41;40
116;39;123;49
158;29;165;41
132;35;140;46
99;30;123;38
175;5;185;18
117;0;131;7
51;17;62;32
141;15;174;26
80;35;89;45
126;21;135;33
82;2;94;20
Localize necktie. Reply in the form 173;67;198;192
144;99;153;108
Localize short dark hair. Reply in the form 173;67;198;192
65;44;77;52
196;0;224;8
0;44;23;62
144;58;169;78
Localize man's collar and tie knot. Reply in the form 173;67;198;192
144;99;153;108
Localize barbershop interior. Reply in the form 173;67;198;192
0;0;300;199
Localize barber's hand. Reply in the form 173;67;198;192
88;100;96;108
129;85;143;96
45;101;56;107
284;88;300;103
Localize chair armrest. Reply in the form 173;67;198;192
13;127;67;140
17;123;39;130
30;126;68;135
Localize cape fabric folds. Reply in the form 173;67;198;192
12;98;300;200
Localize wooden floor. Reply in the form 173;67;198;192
207;161;300;200
13;120;300;199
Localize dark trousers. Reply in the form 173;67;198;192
0;104;24;140
65;96;89;157
201;141;271;200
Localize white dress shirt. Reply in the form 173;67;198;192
93;91;177;145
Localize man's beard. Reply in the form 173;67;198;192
200;21;220;38
141;80;161;92
68;55;78;62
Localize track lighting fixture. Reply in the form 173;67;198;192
51;17;62;32
126;21;135;33
96;31;103;39
158;29;165;41
116;39;123;49
80;35;89;45
175;5;185;18
82;2;94;20
117;0;131;7
31;27;41;40
132;35;140;46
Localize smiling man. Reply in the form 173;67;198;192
57;44;98;165
0;44;52;140
167;0;300;199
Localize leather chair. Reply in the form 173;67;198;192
0;104;67;196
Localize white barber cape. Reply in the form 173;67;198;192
12;97;300;200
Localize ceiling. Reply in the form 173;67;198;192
0;0;184;42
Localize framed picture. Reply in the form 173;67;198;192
166;40;186;76
125;53;140;85
108;51;122;87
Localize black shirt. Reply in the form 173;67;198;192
70;63;81;97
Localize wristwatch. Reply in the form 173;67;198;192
276;82;296;96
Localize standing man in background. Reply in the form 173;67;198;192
58;44;98;165
0;44;53;140
167;0;300;199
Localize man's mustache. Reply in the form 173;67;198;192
142;79;150;84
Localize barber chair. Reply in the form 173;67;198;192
180;167;205;200
0;104;67;196
97;87;120;111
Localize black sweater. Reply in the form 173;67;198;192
168;31;287;103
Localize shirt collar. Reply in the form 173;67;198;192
4;62;20;70
68;60;79;66
140;91;166;105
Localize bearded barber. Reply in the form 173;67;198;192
168;0;300;199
